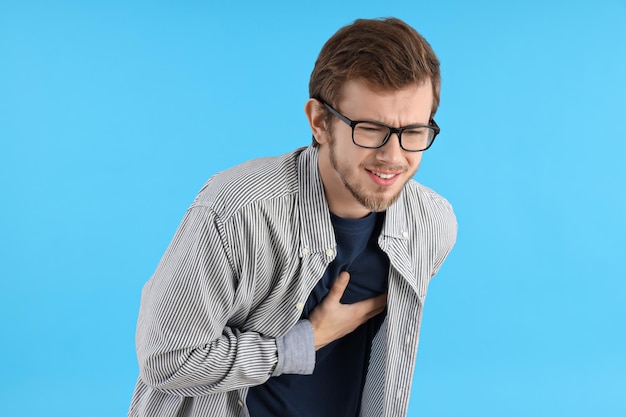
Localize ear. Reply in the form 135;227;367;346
304;98;330;145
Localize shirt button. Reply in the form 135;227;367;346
401;231;408;238
237;399;245;407
295;302;305;311
396;388;408;399
325;248;334;257
301;248;310;256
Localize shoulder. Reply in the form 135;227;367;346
190;148;305;220
401;181;458;260
399;180;457;242
403;180;455;219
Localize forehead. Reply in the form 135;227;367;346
337;79;433;124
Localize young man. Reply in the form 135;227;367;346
128;17;457;417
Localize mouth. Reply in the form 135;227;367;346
371;171;396;179
366;169;402;186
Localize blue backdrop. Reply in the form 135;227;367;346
1;1;625;416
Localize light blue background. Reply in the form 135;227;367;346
1;1;625;416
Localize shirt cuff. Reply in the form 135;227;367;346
272;319;315;376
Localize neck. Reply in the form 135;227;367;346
317;148;371;219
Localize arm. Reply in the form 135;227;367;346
136;206;280;396
136;205;389;396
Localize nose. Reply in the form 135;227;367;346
376;132;404;164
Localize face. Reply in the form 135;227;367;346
312;79;433;218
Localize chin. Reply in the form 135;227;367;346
360;192;401;212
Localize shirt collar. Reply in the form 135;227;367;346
296;145;411;255
297;146;336;257
380;188;410;241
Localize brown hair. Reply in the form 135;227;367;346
309;17;441;146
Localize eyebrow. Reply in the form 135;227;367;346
324;100;432;128
344;108;430;127
356;117;432;128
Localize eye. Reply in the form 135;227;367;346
403;127;428;138
355;122;386;133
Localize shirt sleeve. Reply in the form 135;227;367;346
272;319;316;376
135;205;280;397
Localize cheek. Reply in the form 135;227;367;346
409;153;423;167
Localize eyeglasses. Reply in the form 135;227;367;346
320;100;440;152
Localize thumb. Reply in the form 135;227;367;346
328;271;350;301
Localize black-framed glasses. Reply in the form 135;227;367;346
320;100;440;152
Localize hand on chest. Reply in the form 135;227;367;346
302;212;390;315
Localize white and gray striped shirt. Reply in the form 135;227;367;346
128;145;457;417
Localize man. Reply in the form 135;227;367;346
128;17;457;417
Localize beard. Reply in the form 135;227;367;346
328;132;416;212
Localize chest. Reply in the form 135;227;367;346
302;225;390;316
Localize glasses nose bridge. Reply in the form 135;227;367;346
384;126;403;146
376;126;404;152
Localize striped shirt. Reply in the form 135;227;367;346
128;145;457;417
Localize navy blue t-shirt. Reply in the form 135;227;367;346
247;211;389;417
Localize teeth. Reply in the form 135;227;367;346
374;172;395;179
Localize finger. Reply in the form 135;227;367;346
363;298;387;320
327;271;350;302
354;292;387;315
372;292;387;309
366;292;388;309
